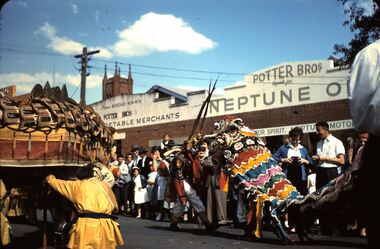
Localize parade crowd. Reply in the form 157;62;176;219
2;39;379;249
105;127;367;239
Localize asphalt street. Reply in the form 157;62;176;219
7;212;367;249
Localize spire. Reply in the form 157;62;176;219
127;64;133;94
103;64;107;79
128;64;132;79
114;61;118;76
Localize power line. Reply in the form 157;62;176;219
95;58;243;76
93;58;349;79
89;64;348;86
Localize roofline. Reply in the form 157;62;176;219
146;85;188;102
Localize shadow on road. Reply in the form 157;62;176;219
5;217;56;249
146;224;367;248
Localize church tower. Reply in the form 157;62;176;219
102;62;133;100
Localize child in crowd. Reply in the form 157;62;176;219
155;159;170;221
132;166;149;218
307;168;316;194
307;167;319;225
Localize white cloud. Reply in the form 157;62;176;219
344;0;376;16
35;22;113;59
71;4;78;14
18;1;27;7
113;12;217;57
0;72;103;94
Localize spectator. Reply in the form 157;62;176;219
312;121;346;188
45;164;124;249
112;154;132;215
125;153;135;215
312;121;345;236
155;157;171;222
147;147;161;219
160;133;175;154
349;40;380;249
307;167;316;194
351;132;369;239
132;166;149;219
131;145;141;167
273;127;312;196
137;147;152;179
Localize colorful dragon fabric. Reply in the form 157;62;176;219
205;117;303;240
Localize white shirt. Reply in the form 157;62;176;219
316;134;345;168
118;161;130;175
349;39;380;135
307;173;316;194
286;143;303;158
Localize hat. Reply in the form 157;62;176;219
131;144;140;151
131;166;140;172
163;147;182;158
139;147;148;153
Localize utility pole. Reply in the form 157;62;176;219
74;47;99;106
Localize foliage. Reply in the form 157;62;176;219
333;0;380;66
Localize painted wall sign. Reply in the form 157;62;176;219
209;60;349;115
92;92;207;129
254;119;353;137
91;60;350;130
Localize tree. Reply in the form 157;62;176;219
0;1;10;12
333;0;380;66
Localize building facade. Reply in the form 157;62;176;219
91;59;356;156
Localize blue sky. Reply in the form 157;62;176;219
0;0;374;104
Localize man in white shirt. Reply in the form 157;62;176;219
312;121;346;189
312;121;345;236
349;39;380;249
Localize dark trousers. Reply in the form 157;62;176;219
316;167;338;189
316;167;339;235
112;183;131;211
358;134;380;249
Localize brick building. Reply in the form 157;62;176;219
103;62;133;100
91;59;357;156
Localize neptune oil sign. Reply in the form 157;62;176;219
209;60;349;115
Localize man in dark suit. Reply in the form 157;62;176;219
137;147;152;179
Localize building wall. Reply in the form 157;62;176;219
116;99;354;154
91;59;354;155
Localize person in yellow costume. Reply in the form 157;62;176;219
1;178;11;247
46;163;124;249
